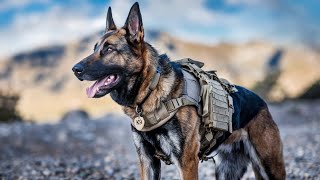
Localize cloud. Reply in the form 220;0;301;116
225;0;269;6
108;0;230;43
0;0;50;11
109;0;221;28
0;0;319;57
0;3;106;57
0;0;223;57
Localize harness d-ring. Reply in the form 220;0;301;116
136;105;143;115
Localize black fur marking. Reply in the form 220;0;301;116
263;162;277;180
216;141;250;179
84;63;126;80
111;54;174;106
158;54;174;76
170;61;183;79
111;73;143;106
231;85;267;129
133;127;161;179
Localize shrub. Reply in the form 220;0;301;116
0;90;21;122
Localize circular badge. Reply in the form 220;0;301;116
134;116;145;130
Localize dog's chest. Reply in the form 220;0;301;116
131;119;184;163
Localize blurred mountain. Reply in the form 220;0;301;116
0;30;319;122
297;80;320;99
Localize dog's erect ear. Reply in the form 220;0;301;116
124;2;144;43
106;7;117;32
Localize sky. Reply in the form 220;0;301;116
0;0;319;57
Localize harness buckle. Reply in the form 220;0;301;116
204;124;212;132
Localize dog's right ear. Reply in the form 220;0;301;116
106;7;117;32
123;2;144;44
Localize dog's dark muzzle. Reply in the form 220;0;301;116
72;60;129;83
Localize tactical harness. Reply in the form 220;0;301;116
131;58;237;164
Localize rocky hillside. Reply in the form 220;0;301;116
0;101;319;179
0;30;319;121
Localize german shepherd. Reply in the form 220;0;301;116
72;2;285;179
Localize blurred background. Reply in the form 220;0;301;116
0;0;320;122
0;0;319;179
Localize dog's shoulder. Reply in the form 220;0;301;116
231;85;267;130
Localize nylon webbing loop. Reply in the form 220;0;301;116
164;97;195;112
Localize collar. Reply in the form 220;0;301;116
135;66;162;115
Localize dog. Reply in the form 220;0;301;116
72;2;286;179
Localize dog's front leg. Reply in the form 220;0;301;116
137;152;161;180
132;131;161;180
177;136;200;180
174;108;200;180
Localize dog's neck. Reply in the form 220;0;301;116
119;43;184;119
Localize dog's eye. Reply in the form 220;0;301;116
106;47;113;52
100;46;113;56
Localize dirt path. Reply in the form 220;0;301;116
0;100;319;179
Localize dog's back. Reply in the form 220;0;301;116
232;85;267;129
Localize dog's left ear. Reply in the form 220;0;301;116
106;7;117;32
123;2;144;43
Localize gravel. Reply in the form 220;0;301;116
0;101;319;179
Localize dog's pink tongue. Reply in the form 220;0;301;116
86;75;116;98
86;80;104;98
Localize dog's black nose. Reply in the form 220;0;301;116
72;64;84;75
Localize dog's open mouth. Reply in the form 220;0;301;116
86;74;120;98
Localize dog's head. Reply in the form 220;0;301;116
72;2;146;98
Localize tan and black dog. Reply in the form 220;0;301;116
72;2;285;180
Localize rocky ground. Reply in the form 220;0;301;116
0;100;319;179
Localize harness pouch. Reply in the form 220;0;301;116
176;58;234;133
